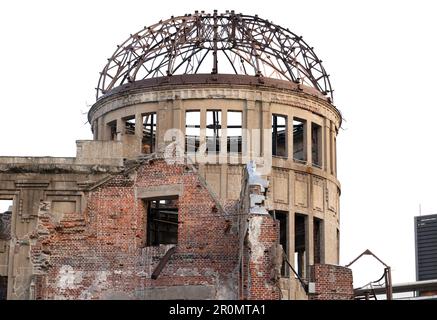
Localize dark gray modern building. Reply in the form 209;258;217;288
415;214;437;281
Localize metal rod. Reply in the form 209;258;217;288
283;254;308;293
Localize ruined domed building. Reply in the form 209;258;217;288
0;11;353;300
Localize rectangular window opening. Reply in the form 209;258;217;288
107;121;117;141
314;218;323;264
125;117;136;135
185;111;200;153
0;276;7;300
295;214;306;278
145;197;178;247
206;110;221;153
142;113;156;154
293;118;306;163
0;199;13;300
312;123;322;168
274;211;289;277
272;114;287;157
227;111;242;153
0;200;12;241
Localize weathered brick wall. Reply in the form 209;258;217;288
245;215;281;300
309;264;354;300
31;160;240;300
239;169;281;300
26;160;351;300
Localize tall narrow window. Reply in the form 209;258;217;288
0;199;12;300
0;276;6;300
125;117;135;135
0;200;12;241
314;218;323;264
145;197;178;246
293;118;306;163
274;211;289;277
272;114;287;157
142;113;156;154
206;110;221;153
185;111;200;153
227;111;242;153
295;214;306;278
312;123;322;168
107;121;117;141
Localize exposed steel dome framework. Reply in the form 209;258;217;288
97;10;333;101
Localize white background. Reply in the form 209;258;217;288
1;0;437;289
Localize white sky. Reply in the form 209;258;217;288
1;0;437;289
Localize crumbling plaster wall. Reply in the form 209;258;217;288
237;164;282;300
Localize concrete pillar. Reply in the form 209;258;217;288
157;100;171;152
331;121;336;176
320;123;325;170
92;121;98;140
172;98;183;132
8;190;42;300
287;116;293;160
200;109;206;155
324;119;331;173
244;100;259;161
220;109;227;161
261;101;271;158
305;214;314;279
172;98;184;154
116;118;125;141
306;121;312;166
97;117;104;140
135;113;143;140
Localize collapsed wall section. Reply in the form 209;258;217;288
309;264;354;300
30;159;240;300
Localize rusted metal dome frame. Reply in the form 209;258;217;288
96;10;333;102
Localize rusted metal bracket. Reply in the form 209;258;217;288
346;249;393;300
151;246;176;280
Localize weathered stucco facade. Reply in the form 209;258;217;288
0;11;353;300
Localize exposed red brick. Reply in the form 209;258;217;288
32;160;240;299
309;264;354;300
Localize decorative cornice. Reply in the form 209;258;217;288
89;75;342;128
